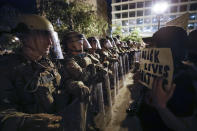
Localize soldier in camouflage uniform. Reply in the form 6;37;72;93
61;32;107;90
0;15;85;131
87;36;101;61
98;38;118;68
61;32;110;130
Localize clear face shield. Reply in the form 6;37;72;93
111;38;116;47
105;40;113;49
50;31;64;59
83;35;92;50
91;38;102;50
115;39;121;45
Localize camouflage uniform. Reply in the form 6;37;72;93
0;53;65;131
62;53;107;89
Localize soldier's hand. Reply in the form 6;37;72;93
95;65;108;75
87;64;96;75
80;85;90;102
20;113;63;131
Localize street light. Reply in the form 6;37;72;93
152;2;169;30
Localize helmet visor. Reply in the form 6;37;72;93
50;31;64;59
83;35;92;49
105;40;113;49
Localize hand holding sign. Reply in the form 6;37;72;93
151;77;176;109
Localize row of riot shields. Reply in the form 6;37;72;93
86;51;137;130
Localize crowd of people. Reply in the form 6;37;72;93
0;14;140;131
0;7;197;131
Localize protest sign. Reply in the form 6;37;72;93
139;48;174;89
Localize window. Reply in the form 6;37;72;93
122;0;128;2
122;4;128;10
129;11;135;17
190;3;197;11
195;23;197;29
180;0;188;2
129;27;135;32
152;25;158;32
145;9;151;16
152;17;158;23
171;0;179;3
161;16;169;23
115;13;121;19
113;21;121;26
138;27;143;32
122;20;129;26
144;18;151;24
144;26;151;32
188;23;194;30
129;19;136;25
169;15;176;21
180;5;187;12
145;1;152;7
137;10;143;16
122;12;128;18
129;3;136;9
137;18;143;24
122;28;128;33
170;6;178;13
189;13;196;20
137;2;144;8
115;5;121;11
160;17;167;23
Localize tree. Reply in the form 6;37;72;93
122;28;142;43
40;0;108;40
112;24;122;39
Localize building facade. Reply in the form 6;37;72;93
111;0;197;37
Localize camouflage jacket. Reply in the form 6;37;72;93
62;53;107;88
0;53;65;130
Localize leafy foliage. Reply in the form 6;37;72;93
122;28;142;43
41;0;108;40
112;24;122;39
112;24;142;43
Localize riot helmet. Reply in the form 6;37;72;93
88;37;101;50
83;35;92;50
62;31;86;55
113;37;121;45
100;38;113;49
15;14;64;59
107;36;116;47
0;33;22;54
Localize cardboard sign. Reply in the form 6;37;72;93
139;48;174;89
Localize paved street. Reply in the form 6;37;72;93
104;73;142;131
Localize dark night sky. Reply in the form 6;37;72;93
0;0;37;13
106;0;112;21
